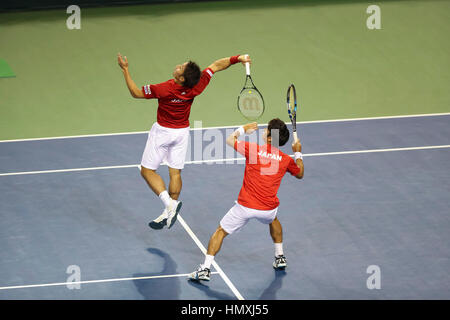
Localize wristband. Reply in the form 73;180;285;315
236;126;245;136
230;55;240;65
294;152;303;161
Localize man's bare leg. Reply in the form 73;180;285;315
207;226;229;256
269;217;283;244
140;166;166;196
203;226;229;270
270;217;287;269
168;167;182;200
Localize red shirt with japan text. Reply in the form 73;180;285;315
142;68;214;128
234;140;301;210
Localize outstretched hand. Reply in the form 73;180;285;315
117;53;129;70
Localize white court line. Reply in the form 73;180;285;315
1;144;449;177
136;165;245;300
0;164;139;177
1;112;449;143
0;272;220;291
303;144;450;157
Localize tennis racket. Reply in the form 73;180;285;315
237;55;265;120
286;84;298;142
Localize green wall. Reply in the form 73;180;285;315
1;0;449;139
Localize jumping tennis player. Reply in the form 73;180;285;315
117;53;251;229
189;119;304;281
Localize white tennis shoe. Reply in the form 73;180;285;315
166;199;182;229
188;265;211;281
273;255;287;269
148;209;168;230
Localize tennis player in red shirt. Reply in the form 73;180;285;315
189;118;304;281
118;53;251;230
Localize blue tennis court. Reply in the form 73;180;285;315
1;114;449;300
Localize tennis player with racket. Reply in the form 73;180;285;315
118;53;251;230
188;118;304;281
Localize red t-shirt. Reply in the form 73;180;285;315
142;68;214;128
234;140;301;210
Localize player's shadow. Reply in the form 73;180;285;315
133;248;180;300
258;269;287;300
187;279;237;300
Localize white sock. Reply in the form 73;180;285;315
274;243;284;257
202;254;215;269
158;190;172;208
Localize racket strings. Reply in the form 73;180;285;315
238;74;264;121
287;90;296;116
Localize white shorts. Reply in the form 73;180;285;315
220;202;278;235
141;122;190;170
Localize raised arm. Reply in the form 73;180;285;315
117;53;145;99
292;139;304;179
208;54;252;73
226;122;258;147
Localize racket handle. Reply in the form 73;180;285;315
293;131;298;142
245;54;250;75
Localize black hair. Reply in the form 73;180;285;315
182;61;201;88
267;118;290;146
